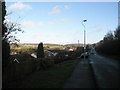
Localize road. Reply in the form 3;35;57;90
89;49;120;88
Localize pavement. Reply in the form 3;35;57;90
63;58;96;88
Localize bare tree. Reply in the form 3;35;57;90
3;20;24;44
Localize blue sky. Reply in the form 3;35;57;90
5;2;118;44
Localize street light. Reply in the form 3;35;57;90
82;20;87;64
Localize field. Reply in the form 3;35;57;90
10;43;77;55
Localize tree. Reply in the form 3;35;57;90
2;1;24;44
96;27;120;56
3;20;24;43
103;31;114;43
2;1;10;70
37;42;45;58
2;1;7;37
2;1;24;70
86;45;90;52
114;26;120;40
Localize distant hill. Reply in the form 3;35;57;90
17;43;38;45
16;43;62;46
44;43;63;46
64;43;84;47
13;43;84;47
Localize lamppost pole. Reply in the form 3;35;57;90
82;20;87;64
78;40;79;46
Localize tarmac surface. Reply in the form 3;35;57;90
89;51;120;88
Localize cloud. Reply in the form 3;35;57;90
48;21;54;24
48;5;61;15
37;22;44;26
60;18;72;23
20;21;44;27
21;21;34;27
32;33;45;37
64;5;70;9
8;2;32;11
92;24;104;32
53;5;60;10
48;5;70;15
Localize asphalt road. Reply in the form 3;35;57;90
89;49;120;88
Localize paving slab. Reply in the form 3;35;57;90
63;59;95;88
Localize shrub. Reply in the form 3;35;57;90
53;50;75;64
3;57;55;87
36;58;54;70
74;47;84;57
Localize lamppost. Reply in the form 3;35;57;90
82;20;87;64
78;40;79;46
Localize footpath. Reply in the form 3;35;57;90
63;58;96;88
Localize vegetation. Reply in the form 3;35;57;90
2;1;24;70
10;43;86;55
2;1;7;38
37;42;45;58
74;47;84;57
96;26;120;60
10;44;37;54
2;1;10;71
10;44;66;54
5;59;80;88
2;39;10;71
3;41;84;88
2;1;88;88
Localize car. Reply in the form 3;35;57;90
80;52;90;58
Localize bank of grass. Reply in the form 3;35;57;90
8;59;80;88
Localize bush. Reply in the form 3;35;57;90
3;54;55;87
74;47;84;57
53;50;75;64
36;58;54;70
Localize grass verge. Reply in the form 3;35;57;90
8;59;80;88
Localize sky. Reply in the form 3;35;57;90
5;1;118;45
